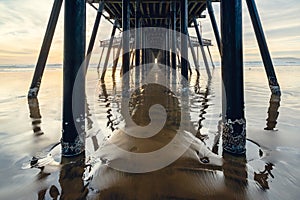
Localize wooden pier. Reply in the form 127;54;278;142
28;0;281;157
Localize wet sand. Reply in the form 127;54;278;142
0;64;300;199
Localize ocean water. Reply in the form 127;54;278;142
0;60;300;199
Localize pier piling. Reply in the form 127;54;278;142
188;34;200;72
101;20;118;81
97;47;105;76
193;18;212;79
122;0;130;75
171;2;177;70
62;0;86;157
166;25;171;68
86;1;105;71
206;0;221;56
135;0;141;68
112;38;122;78
180;0;189;80
28;0;63;98
221;0;246;155
246;0;281;96
206;46;215;69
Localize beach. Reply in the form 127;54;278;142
0;62;300;199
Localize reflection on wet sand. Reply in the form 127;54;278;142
88;82;226;199
100;80;116;132
28;97;44;135
87;100;99;152
25;66;277;200
29;148;88;200
254;163;274;190
36;171;50;200
193;70;211;142
49;185;60;199
265;94;281;130
27;96;88;199
222;152;247;199
83;67;272;199
59;154;87;200
34;153;87;200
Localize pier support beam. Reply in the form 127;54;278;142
171;2;177;70
246;0;281;95
101;20;118;81
180;0;189;80
86;1;105;71
130;41;135;67
166;25;171;68
197;47;199;64
135;0;141;68
28;0;63;98
122;0;130;75
207;46;215;68
97;47;105;76
221;0;246;155
112;38;122;78
188;34;200;72
62;0;86;156
134;0;141;88
131;47;135;67
193;18;212;79
141;29;145;66
207;0;221;55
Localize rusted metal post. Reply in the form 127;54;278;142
122;0;130;75
86;1;105;72
180;0;188;80
193;18;212;79
28;0;63;98
206;0;221;55
246;0;281;95
62;0;86;157
101;20;119;81
221;0;246;155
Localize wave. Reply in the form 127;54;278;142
0;64;62;72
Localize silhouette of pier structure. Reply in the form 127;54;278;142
28;0;281;157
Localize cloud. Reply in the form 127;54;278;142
0;0;62;64
0;0;116;64
0;0;299;64
0;49;33;55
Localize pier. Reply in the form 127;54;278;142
28;0;281;157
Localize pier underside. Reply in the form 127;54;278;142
89;0;219;28
28;0;281;158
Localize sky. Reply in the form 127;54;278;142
0;0;299;65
